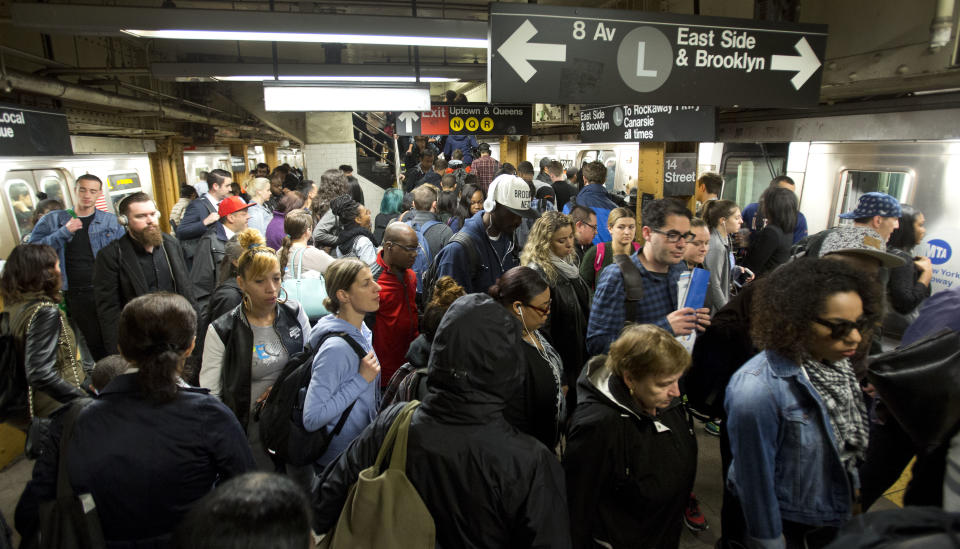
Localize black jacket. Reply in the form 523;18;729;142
93;233;195;355
504;336;564;449
189;223;228;310
19;375;254;548
315;294;572;549
202;302;307;430
564;357;697;549
174;196;217;265
534;266;591;388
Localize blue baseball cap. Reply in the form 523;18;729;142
838;192;901;219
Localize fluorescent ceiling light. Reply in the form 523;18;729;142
214;75;458;83
264;83;431;112
122;29;487;48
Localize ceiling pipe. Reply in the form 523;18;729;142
5;68;267;132
930;0;956;50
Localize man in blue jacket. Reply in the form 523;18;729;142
30;174;123;359
175;169;233;268
434;174;539;294
443;134;478;166
563;160;618;245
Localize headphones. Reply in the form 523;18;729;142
118;214;128;226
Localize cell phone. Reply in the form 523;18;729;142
733;267;754;288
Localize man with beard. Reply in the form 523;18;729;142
189;196;253;311
93;192;195;354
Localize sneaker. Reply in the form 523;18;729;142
683;493;709;532
704;421;721;437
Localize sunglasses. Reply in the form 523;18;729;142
388;242;422;253
813;317;873;340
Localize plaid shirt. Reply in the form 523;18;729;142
585;251;686;356
471;155;500;194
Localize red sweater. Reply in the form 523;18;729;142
372;251;419;387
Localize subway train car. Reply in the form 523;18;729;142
0;150;154;260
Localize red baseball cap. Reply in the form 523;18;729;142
218;196;253;218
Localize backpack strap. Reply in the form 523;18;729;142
613;254;644;324
594;243;606;274
315;331;368;435
448;231;480;276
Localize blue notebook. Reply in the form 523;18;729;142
683;268;710;309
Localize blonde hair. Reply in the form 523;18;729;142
520;211;575;284
607;324;691;380
607;206;636;229
237;229;280;282
322;258;368;315
250;177;271;195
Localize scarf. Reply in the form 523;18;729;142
550;253;580;281
336;223;377;256
802;357;870;466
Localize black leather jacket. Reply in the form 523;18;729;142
202;301;308;429
189;224;228;310
7;295;87;418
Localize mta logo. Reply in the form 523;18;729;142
927;239;952;265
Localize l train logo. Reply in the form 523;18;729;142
927;239;952;266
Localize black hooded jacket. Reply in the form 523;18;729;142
564;356;697;549
314;294;572;549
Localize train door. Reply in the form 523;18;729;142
2;168;74;246
103;171;147;214
719;144;788;208
575;148;619;193
834;170;914;227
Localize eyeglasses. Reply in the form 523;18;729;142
388;242;422;253
651;228;696;243
524;302;551;316
813;317;873;340
580;221;598;232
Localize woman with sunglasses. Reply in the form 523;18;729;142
725;258;881;548
489;266;565;450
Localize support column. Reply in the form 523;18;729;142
304;112;357;179
499;136;528;170
636;142;666;226
264;143;279;171
229;142;249;189
150;137;180;233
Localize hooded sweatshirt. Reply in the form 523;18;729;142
314;294;572;548
564;356;697;549
434;211;517;294
303;314;380;466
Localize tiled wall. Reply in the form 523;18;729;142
304;143;356;180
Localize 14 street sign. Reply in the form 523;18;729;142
488;3;828;108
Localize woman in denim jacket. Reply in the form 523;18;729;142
725;258;881;549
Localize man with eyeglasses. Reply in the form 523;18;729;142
93;192;196;355
569;205;598;265
367;222;420;388
586;199;711;356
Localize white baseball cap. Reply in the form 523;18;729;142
484;174;539;219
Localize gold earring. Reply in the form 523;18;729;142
278;286;288;304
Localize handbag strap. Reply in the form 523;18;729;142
372;401;419;471
25;303;82;419
294;247;306;279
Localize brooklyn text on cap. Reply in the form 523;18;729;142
484;174;540;219
819;226;906;268
838;192;902;219
217;195;254;218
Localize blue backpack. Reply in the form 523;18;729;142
405;219;440;294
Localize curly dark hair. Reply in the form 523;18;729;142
750;258;883;362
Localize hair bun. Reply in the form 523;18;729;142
330;195;356;218
487;284;501;299
237;228;266;250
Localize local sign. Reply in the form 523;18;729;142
395;104;532;136
579;105;716;143
489;3;828;108
0;103;73;156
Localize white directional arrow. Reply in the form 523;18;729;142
397;111;419;134
771;36;821;90
497;19;567;83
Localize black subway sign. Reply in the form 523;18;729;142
489;3;828;108
579;104;716;143
0;103;73;157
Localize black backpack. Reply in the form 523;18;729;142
420;231;480;305
258;331;367;467
0;311;28;422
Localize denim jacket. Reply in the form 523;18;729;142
29;209;124;290
724;350;853;549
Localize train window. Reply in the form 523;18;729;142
838;170;911;222
107;172;141;192
576;149;618;190
720;156;787;207
4;178;37;239
36;170;72;208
